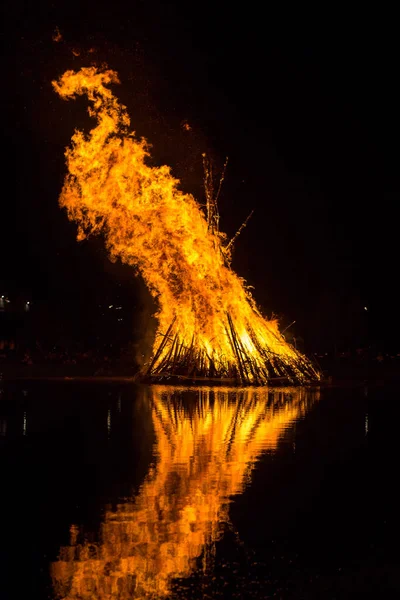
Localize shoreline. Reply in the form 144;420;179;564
2;357;400;387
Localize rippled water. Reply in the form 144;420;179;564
1;381;399;598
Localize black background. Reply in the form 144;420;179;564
3;2;399;352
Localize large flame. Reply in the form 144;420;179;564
52;67;319;384
51;385;319;599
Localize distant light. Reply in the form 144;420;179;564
107;409;111;437
364;306;368;311
1;296;4;299
109;305;113;309
27;301;30;305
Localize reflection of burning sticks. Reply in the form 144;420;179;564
53;67;321;386
51;385;320;600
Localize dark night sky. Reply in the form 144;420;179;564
2;2;400;351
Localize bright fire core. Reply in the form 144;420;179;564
53;67;319;384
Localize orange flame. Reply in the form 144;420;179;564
51;385;319;599
52;27;62;43
52;67;319;384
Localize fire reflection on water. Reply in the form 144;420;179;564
51;385;319;599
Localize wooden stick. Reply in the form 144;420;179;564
145;316;176;375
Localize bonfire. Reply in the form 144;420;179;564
53;67;320;385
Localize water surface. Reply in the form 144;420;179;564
1;381;398;598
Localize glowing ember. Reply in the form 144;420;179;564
51;386;319;599
53;67;320;384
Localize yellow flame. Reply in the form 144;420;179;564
52;67;319;383
51;385;319;599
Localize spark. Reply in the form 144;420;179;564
52;27;62;43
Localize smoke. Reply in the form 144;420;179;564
133;277;157;367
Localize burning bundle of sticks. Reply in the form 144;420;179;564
142;155;319;385
53;67;321;386
143;315;319;384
